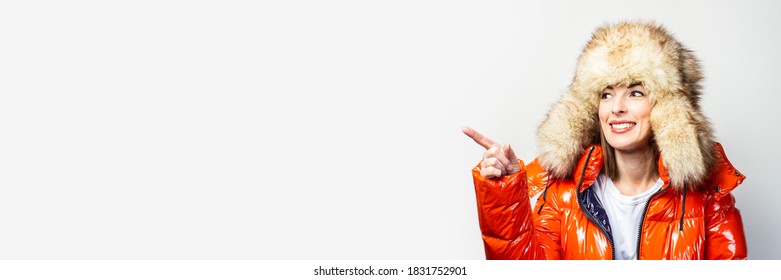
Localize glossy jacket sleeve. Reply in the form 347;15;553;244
472;160;549;259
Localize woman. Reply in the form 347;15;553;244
463;21;747;260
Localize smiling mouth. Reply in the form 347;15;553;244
610;123;636;129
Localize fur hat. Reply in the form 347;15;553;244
536;21;715;188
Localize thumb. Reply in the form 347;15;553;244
503;143;521;174
503;143;519;163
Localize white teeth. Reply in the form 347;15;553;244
611;123;635;129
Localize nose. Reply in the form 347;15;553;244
611;93;626;114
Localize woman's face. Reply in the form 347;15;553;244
598;84;653;152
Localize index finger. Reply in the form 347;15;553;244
461;126;498;150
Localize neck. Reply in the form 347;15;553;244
613;147;658;196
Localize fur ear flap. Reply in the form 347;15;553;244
536;92;598;179
650;92;715;187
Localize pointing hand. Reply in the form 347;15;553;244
462;126;520;179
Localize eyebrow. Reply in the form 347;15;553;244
605;82;643;90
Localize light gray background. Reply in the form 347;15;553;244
1;0;779;259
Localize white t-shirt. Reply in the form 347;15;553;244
592;173;663;260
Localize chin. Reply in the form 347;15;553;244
608;140;651;152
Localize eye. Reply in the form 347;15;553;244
601;93;613;99
630;90;645;97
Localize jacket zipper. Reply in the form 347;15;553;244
634;186;665;259
573;147;616;260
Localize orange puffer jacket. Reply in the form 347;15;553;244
472;143;747;259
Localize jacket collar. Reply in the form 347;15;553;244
705;143;746;200
573;145;603;193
